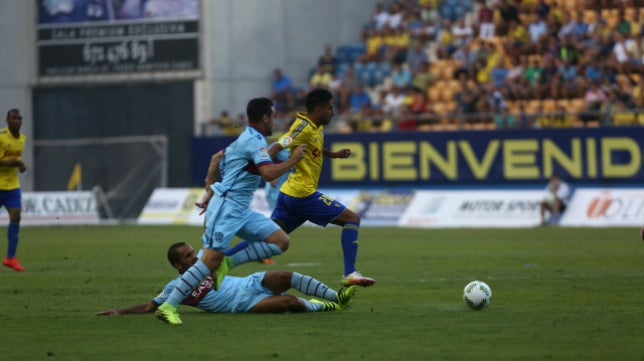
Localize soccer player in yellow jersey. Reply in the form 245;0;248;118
269;89;375;287
0;109;27;272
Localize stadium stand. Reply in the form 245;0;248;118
270;0;644;132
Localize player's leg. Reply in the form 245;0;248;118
156;198;239;324
3;190;24;272
230;212;288;266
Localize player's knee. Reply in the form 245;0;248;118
284;296;306;312
344;209;361;225
267;231;290;252
274;271;292;285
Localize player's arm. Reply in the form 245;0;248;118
196;150;224;212
268;142;284;158
323;148;351;159
0;158;26;171
95;301;158;316
259;145;306;182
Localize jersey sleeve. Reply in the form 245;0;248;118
249;136;273;168
278;119;309;150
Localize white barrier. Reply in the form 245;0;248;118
0;191;99;226
560;188;644;227
138;187;644;228
398;190;546;228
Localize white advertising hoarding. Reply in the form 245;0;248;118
399;190;546;228
560;188;644;227
0;191;99;226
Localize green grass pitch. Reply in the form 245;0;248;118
1;225;644;360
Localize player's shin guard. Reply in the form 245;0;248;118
291;272;338;302
7;222;20;259
341;223;360;275
164;260;211;307
231;242;282;266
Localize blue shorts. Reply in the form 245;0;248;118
271;191;346;233
202;195;281;252
0;189;21;209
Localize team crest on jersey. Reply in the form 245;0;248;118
259;147;269;158
279;137;292;147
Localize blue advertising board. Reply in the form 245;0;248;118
191;127;644;187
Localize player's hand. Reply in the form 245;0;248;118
333;149;351;159
291;145;307;161
96;310;120;316
195;191;214;215
18;161;26;173
269;179;279;187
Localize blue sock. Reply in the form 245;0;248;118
165;260;211;307
226;241;250;256
231;242;283;266
341;223;359;276
291;272;338;302
299;297;323;312
7;222;19;259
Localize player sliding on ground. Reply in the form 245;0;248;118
96;242;356;317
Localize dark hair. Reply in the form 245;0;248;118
167;242;187;266
306;88;333;113
246;97;274;123
6;108;19;119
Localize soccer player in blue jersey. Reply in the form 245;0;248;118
270;88;375;287
0;109;27;272
97;242;356;316
155;97;307;325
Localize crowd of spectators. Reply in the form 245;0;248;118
268;0;644;133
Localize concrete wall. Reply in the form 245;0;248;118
0;0;35;190
202;0;378;127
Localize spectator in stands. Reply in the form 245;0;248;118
633;75;644;108
616;10;631;36
386;1;404;29
383;85;407;117
493;106;517;129
271;68;295;113
452;18;474;48
540;174;571;226
495;0;520;36
528;14;549;54
372;2;391;30
411;61;436;93
477;1;495;39
309;65;333;89
582;82;607;124
406;41;429;74
318;45;337;75
534;0;550;19
208;110;245;137
391;63;413;90
349;86;373;114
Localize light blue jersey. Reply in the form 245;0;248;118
203;126;281;251
152;272;271;313
265;148;291;210
213;126;272;209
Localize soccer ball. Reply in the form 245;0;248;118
463;280;492;310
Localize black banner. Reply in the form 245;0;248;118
39;37;199;76
37;1;200;77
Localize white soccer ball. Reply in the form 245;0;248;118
463;280;492;310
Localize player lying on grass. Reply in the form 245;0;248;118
96;242;356;317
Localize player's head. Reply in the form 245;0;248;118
305;88;334;126
167;242;197;274
5;108;22;131
246;97;275;136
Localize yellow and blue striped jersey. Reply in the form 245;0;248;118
277;112;324;198
0;127;25;190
